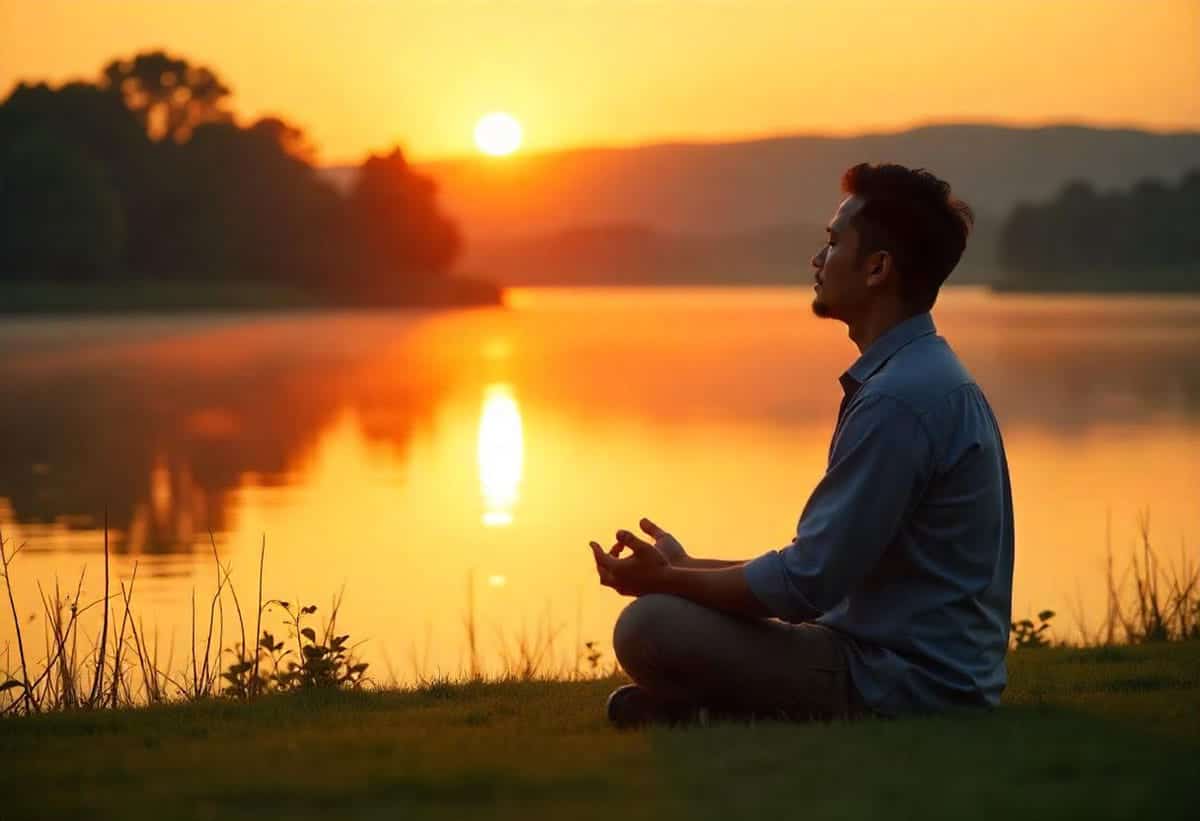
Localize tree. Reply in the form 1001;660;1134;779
0;129;125;278
998;171;1200;291
159;117;345;282
346;148;460;295
0;50;481;304
101;51;231;142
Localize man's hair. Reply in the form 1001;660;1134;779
841;163;974;313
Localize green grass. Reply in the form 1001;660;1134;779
2;641;1197;820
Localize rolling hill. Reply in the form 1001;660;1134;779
322;123;1200;286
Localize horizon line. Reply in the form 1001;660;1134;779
320;117;1200;169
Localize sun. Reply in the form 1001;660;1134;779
474;112;523;157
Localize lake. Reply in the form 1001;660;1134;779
1;286;1198;683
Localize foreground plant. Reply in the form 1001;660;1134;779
0;523;370;717
1011;610;1055;649
221;599;369;698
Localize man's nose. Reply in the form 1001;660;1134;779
811;247;825;269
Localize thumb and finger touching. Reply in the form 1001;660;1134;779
589;542;623;589
590;521;672;593
639;518;666;539
589;541;614;568
616;529;654;555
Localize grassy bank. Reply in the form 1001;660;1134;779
0;277;502;314
2;640;1196;820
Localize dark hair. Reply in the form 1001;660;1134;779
841;163;974;313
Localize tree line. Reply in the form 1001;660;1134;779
0;51;489;304
998;170;1200;291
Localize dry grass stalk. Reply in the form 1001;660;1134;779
0;525;36;713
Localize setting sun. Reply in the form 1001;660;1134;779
474;112;523;157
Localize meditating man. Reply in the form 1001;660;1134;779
589;163;1014;726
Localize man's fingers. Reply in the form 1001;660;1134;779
590;541;615;569
589;544;620;587
639;518;667;539
608;541;625;558
616;529;654;555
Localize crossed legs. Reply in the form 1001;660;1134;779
612;593;865;721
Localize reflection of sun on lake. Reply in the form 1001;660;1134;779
478;383;524;527
0;288;1198;683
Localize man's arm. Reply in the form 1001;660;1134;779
678;557;747;569
590;539;770;618
592;396;930;621
662;564;771;617
741;393;933;622
594;395;931;622
595;520;762;613
621;519;750;570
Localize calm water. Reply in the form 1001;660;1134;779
1;286;1198;680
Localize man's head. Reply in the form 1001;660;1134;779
811;163;974;322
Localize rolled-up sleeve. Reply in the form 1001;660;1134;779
744;392;933;622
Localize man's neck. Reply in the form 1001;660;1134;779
847;304;918;354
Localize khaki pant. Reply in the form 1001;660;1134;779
613;594;869;721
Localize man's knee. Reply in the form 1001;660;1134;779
612;594;690;672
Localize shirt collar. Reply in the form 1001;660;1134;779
840;312;937;395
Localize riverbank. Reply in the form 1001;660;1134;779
0;277;503;314
2;640;1196;820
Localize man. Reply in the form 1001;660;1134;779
589;163;1014;727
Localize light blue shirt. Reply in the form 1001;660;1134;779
744;312;1014;716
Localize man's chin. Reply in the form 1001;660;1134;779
811;297;833;318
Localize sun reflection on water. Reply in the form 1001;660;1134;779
477;383;524;527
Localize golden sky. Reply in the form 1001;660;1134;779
1;0;1197;164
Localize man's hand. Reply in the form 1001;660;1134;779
589;519;678;597
587;517;772;618
616;518;690;566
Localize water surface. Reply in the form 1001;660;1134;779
1;287;1198;679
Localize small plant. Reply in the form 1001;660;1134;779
221;599;369;697
273;600;370;690
1012;610;1055;649
220;630;282;699
583;641;603;672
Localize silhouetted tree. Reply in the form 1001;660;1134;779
0;50;488;305
0;81;148;279
998;171;1199;291
0;129;125;277
100;51;232;142
158;117;345;282
346;147;461;292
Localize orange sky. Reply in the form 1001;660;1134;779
1;0;1197;164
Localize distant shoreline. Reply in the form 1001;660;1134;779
2;278;1197;315
989;279;1198;296
0;277;504;315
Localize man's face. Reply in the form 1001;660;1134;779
810;195;874;321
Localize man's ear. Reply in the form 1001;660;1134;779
865;250;892;287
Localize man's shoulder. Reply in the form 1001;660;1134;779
859;334;975;415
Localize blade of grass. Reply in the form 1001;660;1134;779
88;510;111;707
0;526;36;714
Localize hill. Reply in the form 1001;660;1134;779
323;123;1200;286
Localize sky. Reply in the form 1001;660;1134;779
1;0;1197;164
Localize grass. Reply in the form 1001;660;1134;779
0;641;1196;820
0;527;609;715
0;527;384;714
2;516;1197;818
